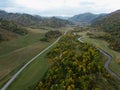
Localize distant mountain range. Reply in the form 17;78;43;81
55;16;70;20
0;9;120;29
0;10;72;28
0;10;108;27
68;13;106;25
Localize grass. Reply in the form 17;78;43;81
27;28;48;33
7;44;56;90
77;31;120;76
0;33;43;56
0;28;55;88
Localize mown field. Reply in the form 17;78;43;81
0;28;55;88
77;31;120;76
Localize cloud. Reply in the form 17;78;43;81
0;0;120;16
13;0;82;11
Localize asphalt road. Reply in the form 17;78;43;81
78;37;84;43
98;49;120;80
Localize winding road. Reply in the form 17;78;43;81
98;49;120;80
78;37;84;43
78;37;120;80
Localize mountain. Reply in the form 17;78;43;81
40;17;72;28
91;14;106;23
69;13;106;25
55;16;70;20
0;10;72;28
0;10;42;26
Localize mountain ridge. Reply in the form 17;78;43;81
0;10;72;28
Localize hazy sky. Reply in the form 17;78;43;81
0;0;120;16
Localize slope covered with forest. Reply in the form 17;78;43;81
92;10;120;52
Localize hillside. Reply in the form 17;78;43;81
91;14;106;23
92;10;120;51
0;28;17;42
69;13;106;24
40;17;72;28
0;18;27;42
0;10;42;26
92;10;120;32
0;10;72;28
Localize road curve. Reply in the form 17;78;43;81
78;37;84;43
98;49;120;80
1;30;68;90
78;37;120;80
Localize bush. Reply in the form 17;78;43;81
0;33;4;42
40;37;48;42
45;31;62;38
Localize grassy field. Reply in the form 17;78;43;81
7;44;56;90
0;28;55;88
77;31;120;76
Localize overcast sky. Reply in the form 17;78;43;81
0;0;120;16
